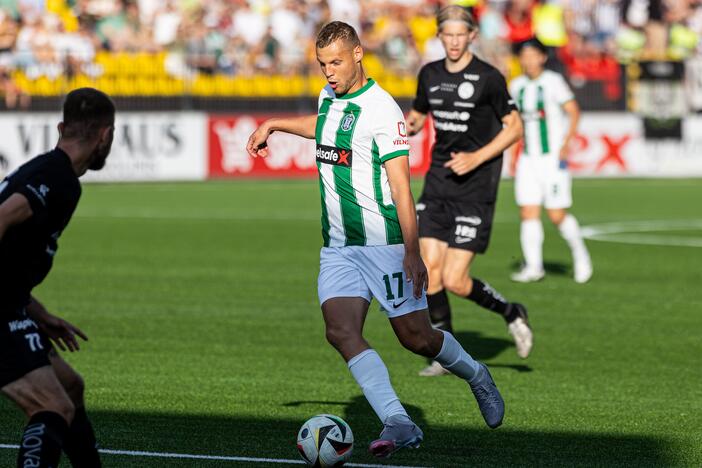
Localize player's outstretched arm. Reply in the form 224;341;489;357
385;156;428;299
560;99;580;162
406;110;427;136
445;110;523;176
26;296;88;353
246;115;318;158
0;193;33;242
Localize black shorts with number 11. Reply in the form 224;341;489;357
417;194;496;254
0;308;51;387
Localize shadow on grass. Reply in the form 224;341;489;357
450;331;532;373
0;398;674;467
510;260;571;277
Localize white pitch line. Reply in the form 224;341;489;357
582;219;702;248
0;444;429;468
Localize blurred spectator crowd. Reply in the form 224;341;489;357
0;0;700;106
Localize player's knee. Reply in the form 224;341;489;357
62;370;85;405
325;326;358;349
31;396;75;424
442;273;469;296
548;210;566;225
58;398;76;424
427;266;443;288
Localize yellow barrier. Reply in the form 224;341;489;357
11;53;419;97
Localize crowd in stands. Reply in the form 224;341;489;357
0;0;700;106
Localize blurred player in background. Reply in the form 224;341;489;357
0;88;114;468
509;39;593;284
247;21;505;459
406;5;532;376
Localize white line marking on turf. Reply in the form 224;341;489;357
0;444;429;468
582;219;702;248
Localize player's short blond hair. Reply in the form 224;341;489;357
437;5;477;32
316;21;361;49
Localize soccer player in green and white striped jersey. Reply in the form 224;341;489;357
247;21;505;458
509;39;593;283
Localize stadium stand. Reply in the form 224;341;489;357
0;0;699;111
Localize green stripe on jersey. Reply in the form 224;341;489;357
334;102;365;246
316;98;333;144
518;87;528;156
380;149;409;163
316;98;333;245
537;86;550;154
372;140;403;245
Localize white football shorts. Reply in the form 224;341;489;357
318;245;428;318
515;156;572;209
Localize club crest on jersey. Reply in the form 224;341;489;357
458;82;475;100
316;144;352;167
397;122;407;137
340;114;356;132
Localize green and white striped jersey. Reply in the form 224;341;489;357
315;79;409;247
510;70;574;159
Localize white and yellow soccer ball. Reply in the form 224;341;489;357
296;414;354;467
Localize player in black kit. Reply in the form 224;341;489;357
407;6;533;376
0;88;114;467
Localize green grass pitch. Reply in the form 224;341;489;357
1;178;700;467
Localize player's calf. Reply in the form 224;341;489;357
48;351;102;466
2;367;76;468
63;406;102;468
17;411;69;468
391;310;444;358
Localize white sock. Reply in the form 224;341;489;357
434;330;481;383
348;349;408;423
520;219;544;272
558;214;590;264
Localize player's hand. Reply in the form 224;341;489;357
37;313;88;352
406;114;422;136
246;124;271;158
558;159;569;170
445;151;485;176
403;250;428;299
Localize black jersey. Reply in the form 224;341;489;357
0;149;81;312
413;57;517;202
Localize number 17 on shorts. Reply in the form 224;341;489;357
318;245;428;318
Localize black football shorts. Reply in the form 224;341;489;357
417;195;496;254
0;307;51;388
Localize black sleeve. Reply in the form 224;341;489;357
487;70;518;119
412;66;430;114
15;168;72;222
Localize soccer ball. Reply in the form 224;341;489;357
296;414;354;467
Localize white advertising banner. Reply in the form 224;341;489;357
0;111;699;180
0;112;207;182
509;113;702;177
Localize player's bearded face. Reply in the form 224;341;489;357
439;22;473;61
317;41;361;96
89;125;114;171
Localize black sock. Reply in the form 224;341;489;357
17;411;68;468
427;289;453;334
467;278;510;319
63;406;102;468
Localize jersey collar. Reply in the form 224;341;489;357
336;78;375;100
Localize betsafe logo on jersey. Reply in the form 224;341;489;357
316;144;353;167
